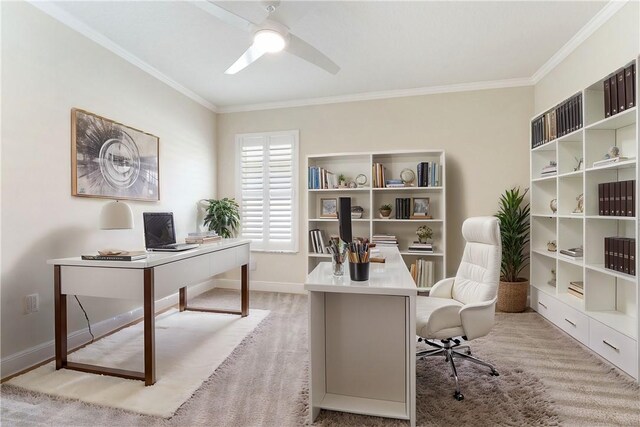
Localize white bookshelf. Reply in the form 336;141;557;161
529;58;639;380
306;150;447;290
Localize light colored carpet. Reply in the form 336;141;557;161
2;289;639;426
5;308;269;418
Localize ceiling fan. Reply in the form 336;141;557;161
194;1;340;75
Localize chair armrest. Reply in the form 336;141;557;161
429;277;455;298
459;297;497;340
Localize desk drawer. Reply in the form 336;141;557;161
589;319;638;378
555;303;589;345
210;247;238;276
154;254;210;298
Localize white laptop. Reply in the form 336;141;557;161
143;212;199;252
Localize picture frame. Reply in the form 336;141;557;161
320;198;338;218
412;197;430;217
71;108;160;201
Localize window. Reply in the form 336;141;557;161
236;130;299;252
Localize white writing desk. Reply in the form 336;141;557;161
47;239;250;386
305;247;417;427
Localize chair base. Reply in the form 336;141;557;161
416;338;499;401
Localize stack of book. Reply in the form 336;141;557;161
395;198;411;219
559;247;583;259
82;250;147;261
603;63;635;118
308;166;338;189
540;162;557;177
605;237;636;276
598;180;636;216
407;242;434;253
417;162;440;187
567;281;584;299
309;229;328;254
410;259;435;289
372;163;386;188
531;92;583;148
185;231;221;244
372;234;398;247
385;179;405;188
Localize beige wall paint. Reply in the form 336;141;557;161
1;3;217;361
218;87;533;286
534;1;639;113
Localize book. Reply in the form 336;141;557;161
617;70;626;112
188;231;218;238
604;78;611;117
626;64;636;109
185;235;221;244
82;252;147;261
567;288;584;299
610;75;618;115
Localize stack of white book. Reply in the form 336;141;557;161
540;163;557;176
372;234;398;247
185;231;221;244
407;242;434;253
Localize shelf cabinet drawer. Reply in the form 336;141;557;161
555;304;589;345
589;319;638;379
530;287;558;323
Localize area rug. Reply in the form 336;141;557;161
6;308;269;418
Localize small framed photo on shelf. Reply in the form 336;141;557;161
412;197;430;217
320;198;338;218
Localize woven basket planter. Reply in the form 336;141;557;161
497;279;529;313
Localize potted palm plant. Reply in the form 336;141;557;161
495;187;530;312
203;198;240;238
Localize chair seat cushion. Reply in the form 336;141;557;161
416;296;464;340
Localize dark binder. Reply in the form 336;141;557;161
578;93;583;128
599;183;605;215
610;76;618;115
605;237;610;269
610;237;617;270
609;182;616;216
629;180;635;217
604;78;611;117
603;183;610;215
617;238;624;272
630;240;636;276
617;71;626;112
625;65;635;109
623;239;630;274
620;181;627;216
615;181;621;216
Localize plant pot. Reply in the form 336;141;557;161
497;279;529;313
379;209;391;218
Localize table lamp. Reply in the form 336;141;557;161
98;200;134;255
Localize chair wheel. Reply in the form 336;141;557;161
454;392;464;401
490;370;499;376
466;350;472;355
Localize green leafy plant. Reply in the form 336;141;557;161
203;198;240;238
496;187;530;282
380;204;392;211
416;225;433;241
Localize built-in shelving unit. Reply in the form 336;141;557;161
529;58;639;380
306;150;447;290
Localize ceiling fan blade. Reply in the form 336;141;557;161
192;1;256;33
225;44;266;74
286;34;339;75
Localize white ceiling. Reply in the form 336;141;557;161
49;1;610;111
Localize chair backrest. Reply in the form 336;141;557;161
451;217;501;305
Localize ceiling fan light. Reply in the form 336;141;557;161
253;29;285;53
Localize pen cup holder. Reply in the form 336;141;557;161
349;262;370;281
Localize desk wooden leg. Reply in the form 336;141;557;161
144;268;156;386
241;264;249;317
54;265;67;370
179;287;187;312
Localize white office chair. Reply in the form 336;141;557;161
416;216;501;401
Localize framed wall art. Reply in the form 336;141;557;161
320;198;338;218
411;197;430;217
71;108;160;201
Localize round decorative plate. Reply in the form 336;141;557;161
400;168;415;184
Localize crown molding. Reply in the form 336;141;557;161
531;0;629;84
217;77;534;113
27;1;218;113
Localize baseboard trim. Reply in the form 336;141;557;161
213;278;306;295
0;279;217;380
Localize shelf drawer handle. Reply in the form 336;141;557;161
564;318;576;327
538;302;547;309
602;340;619;352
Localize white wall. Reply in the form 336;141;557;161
534;1;639;112
217;86;533;286
1;2;217;366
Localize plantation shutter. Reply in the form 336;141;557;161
236;131;299;252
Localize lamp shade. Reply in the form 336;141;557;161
100;200;134;230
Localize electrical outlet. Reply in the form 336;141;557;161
24;293;39;314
